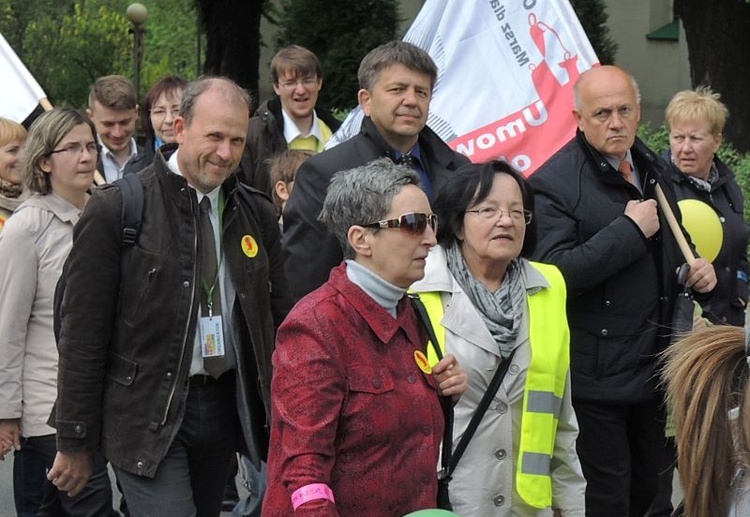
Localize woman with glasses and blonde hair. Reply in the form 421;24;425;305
263;159;467;516
0;108;116;516
662;324;750;516
411;160;586;516
0;117;28;231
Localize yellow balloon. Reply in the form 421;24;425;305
677;199;724;263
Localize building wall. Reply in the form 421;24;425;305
602;0;690;126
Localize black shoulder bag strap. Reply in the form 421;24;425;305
448;346;516;475
408;293;453;483
409;293;517;479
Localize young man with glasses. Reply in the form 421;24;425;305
239;46;341;195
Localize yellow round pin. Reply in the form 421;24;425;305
414;350;432;374
241;235;258;258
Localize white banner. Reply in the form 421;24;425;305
0;32;47;122
329;0;599;176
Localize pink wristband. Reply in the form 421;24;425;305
291;483;335;510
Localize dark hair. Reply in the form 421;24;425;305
433;160;536;257
140;75;188;141
358;40;437;91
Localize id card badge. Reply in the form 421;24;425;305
199;315;225;358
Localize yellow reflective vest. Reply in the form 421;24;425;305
419;261;569;508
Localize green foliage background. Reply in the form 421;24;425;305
0;0;201;108
570;0;617;64
275;0;399;111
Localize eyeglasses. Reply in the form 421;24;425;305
362;212;438;236
48;142;101;157
278;76;318;89
465;207;532;225
150;105;181;118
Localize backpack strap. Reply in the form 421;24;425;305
113;174;144;311
55;174;144;342
114;173;144;272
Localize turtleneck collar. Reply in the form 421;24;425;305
345;259;406;318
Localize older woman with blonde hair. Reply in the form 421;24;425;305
0;108;116;516
0;117;28;231
664;87;748;326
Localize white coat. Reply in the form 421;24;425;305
411;246;586;517
0;193;79;437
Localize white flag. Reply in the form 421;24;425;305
0;32;47;122
329;0;599;176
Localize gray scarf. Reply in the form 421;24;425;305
445;243;525;358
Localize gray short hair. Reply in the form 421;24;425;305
179;76;251;124
319;159;420;259
358;41;437;92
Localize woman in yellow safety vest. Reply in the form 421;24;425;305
411;160;586;517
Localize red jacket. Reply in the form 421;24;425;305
263;263;444;516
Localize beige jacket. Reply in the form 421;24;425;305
0;193;79;437
411;246;586;517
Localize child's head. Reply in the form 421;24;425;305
269;149;314;212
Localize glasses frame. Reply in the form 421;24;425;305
47;142;101;157
149;106;181;119
278;75;319;90
465;207;533;225
362;212;438;236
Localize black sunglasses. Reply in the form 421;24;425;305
362;212;438;236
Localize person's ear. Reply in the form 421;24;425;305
573;109;584;132
358;89;372;116
39;156;53;174
275;181;290;202
348;225;373;257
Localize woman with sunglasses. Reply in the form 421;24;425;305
263;159;467;516
410;160;585;516
0;108;116;516
662;324;750;516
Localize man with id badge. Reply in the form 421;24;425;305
48;77;293;517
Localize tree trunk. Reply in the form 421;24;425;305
197;0;263;111
675;0;750;152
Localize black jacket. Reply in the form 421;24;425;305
52;148;292;476
239;96;342;195
664;152;749;325
282;116;470;300
530;131;709;403
95;141;147;183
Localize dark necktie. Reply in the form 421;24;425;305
397;153;416;167
395;153;433;200
199;197;226;378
